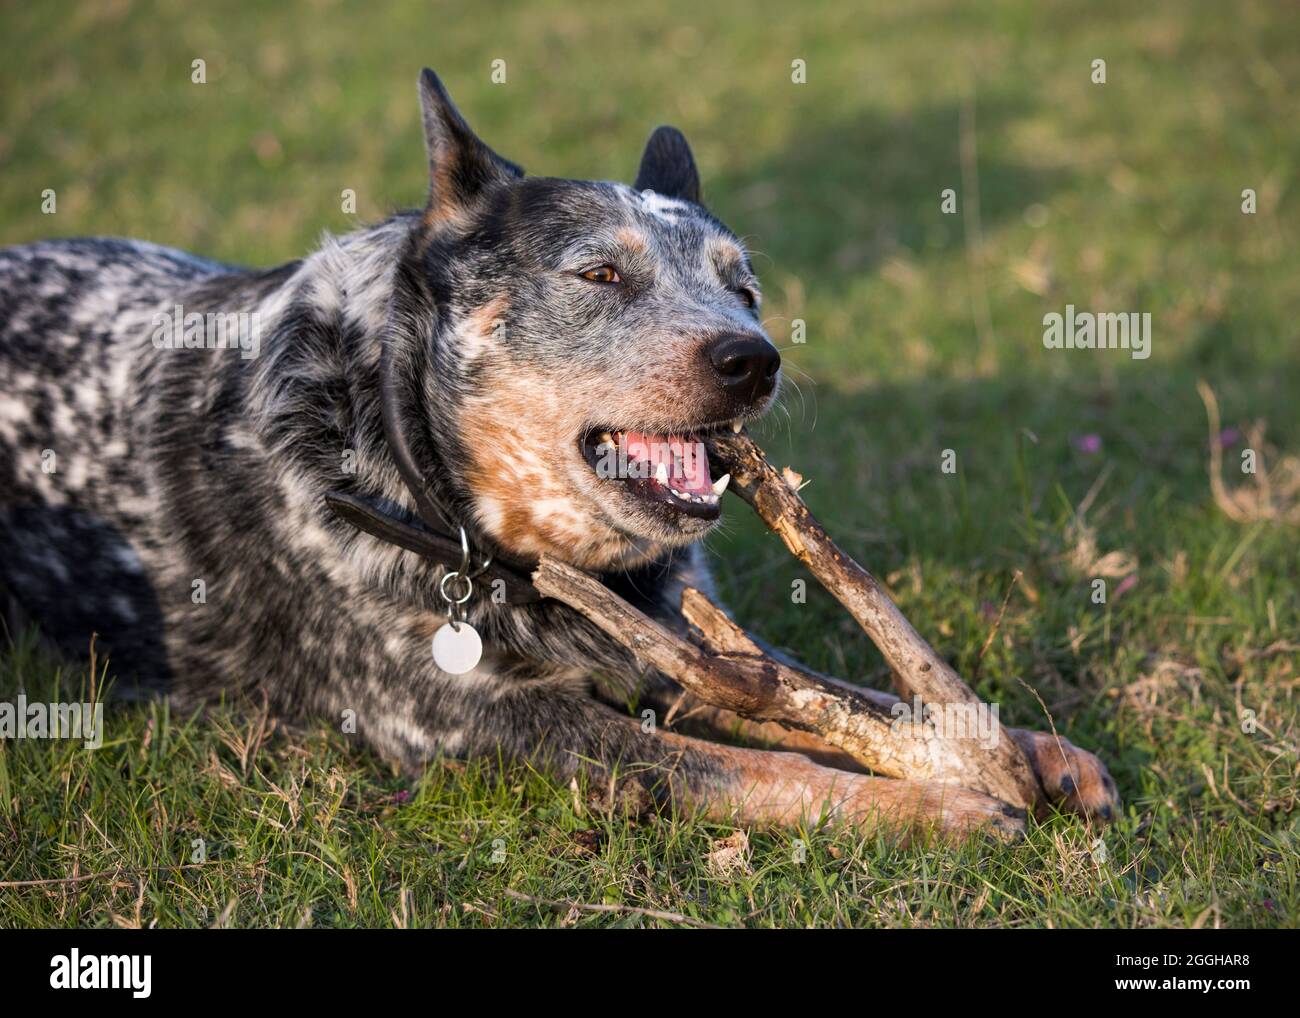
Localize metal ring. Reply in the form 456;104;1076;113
454;525;471;577
440;570;473;606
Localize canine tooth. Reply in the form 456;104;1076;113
655;463;669;484
599;430;614;443
712;473;731;496
730;419;744;433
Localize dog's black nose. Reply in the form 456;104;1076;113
707;334;780;403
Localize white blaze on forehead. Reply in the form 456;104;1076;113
632;187;690;223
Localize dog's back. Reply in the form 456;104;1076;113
0;238;234;679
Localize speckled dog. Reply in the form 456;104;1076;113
0;70;1116;836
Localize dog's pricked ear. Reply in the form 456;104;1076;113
418;68;522;221
633;126;701;204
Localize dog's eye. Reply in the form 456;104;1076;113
579;265;622;284
736;287;758;309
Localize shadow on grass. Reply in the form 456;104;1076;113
709;90;1069;292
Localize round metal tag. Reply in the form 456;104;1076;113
431;621;483;675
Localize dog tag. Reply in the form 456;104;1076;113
432;621;482;675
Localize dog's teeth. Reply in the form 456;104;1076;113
730;419;744;433
655;463;669;484
599;430;613;444
712;473;731;496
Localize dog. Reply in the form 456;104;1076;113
0;69;1117;837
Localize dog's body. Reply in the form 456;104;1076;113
0;71;1115;836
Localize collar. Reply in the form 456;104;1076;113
323;326;544;605
323;490;543;604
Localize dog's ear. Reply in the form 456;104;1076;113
633;126;701;204
418;68;522;220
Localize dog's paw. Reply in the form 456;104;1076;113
1010;729;1120;822
832;776;1028;843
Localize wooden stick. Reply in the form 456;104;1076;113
707;428;1042;809
532;558;1036;803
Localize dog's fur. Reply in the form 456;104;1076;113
0;71;1116;836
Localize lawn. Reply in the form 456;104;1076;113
0;0;1296;927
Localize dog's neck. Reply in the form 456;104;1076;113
258;217;681;593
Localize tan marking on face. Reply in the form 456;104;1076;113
614;227;650;256
454;295;510;360
705;236;748;275
471;295;510;333
459;354;666;570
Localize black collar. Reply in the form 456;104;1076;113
323;490;543;604
323;326;544;605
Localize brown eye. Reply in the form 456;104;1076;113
580;265;622;284
737;287;758;309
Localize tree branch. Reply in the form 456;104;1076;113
706;428;1042;808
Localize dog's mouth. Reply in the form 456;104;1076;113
578;423;737;522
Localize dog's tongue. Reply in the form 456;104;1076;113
623;431;714;495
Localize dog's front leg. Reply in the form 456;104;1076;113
655;689;1120;822
430;683;1023;840
658;727;1029;840
683;629;1121;820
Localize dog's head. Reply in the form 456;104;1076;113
405;69;779;571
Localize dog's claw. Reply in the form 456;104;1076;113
1010;728;1121;823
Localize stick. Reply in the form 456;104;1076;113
532;558;1034;804
707;428;1041;808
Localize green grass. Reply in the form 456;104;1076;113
1;0;1297;927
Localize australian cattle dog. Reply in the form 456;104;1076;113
0;69;1117;837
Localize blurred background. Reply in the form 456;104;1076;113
2;0;1300;912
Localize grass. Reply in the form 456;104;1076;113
1;0;1297;927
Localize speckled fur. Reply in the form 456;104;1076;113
0;71;783;805
0;72;1121;836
